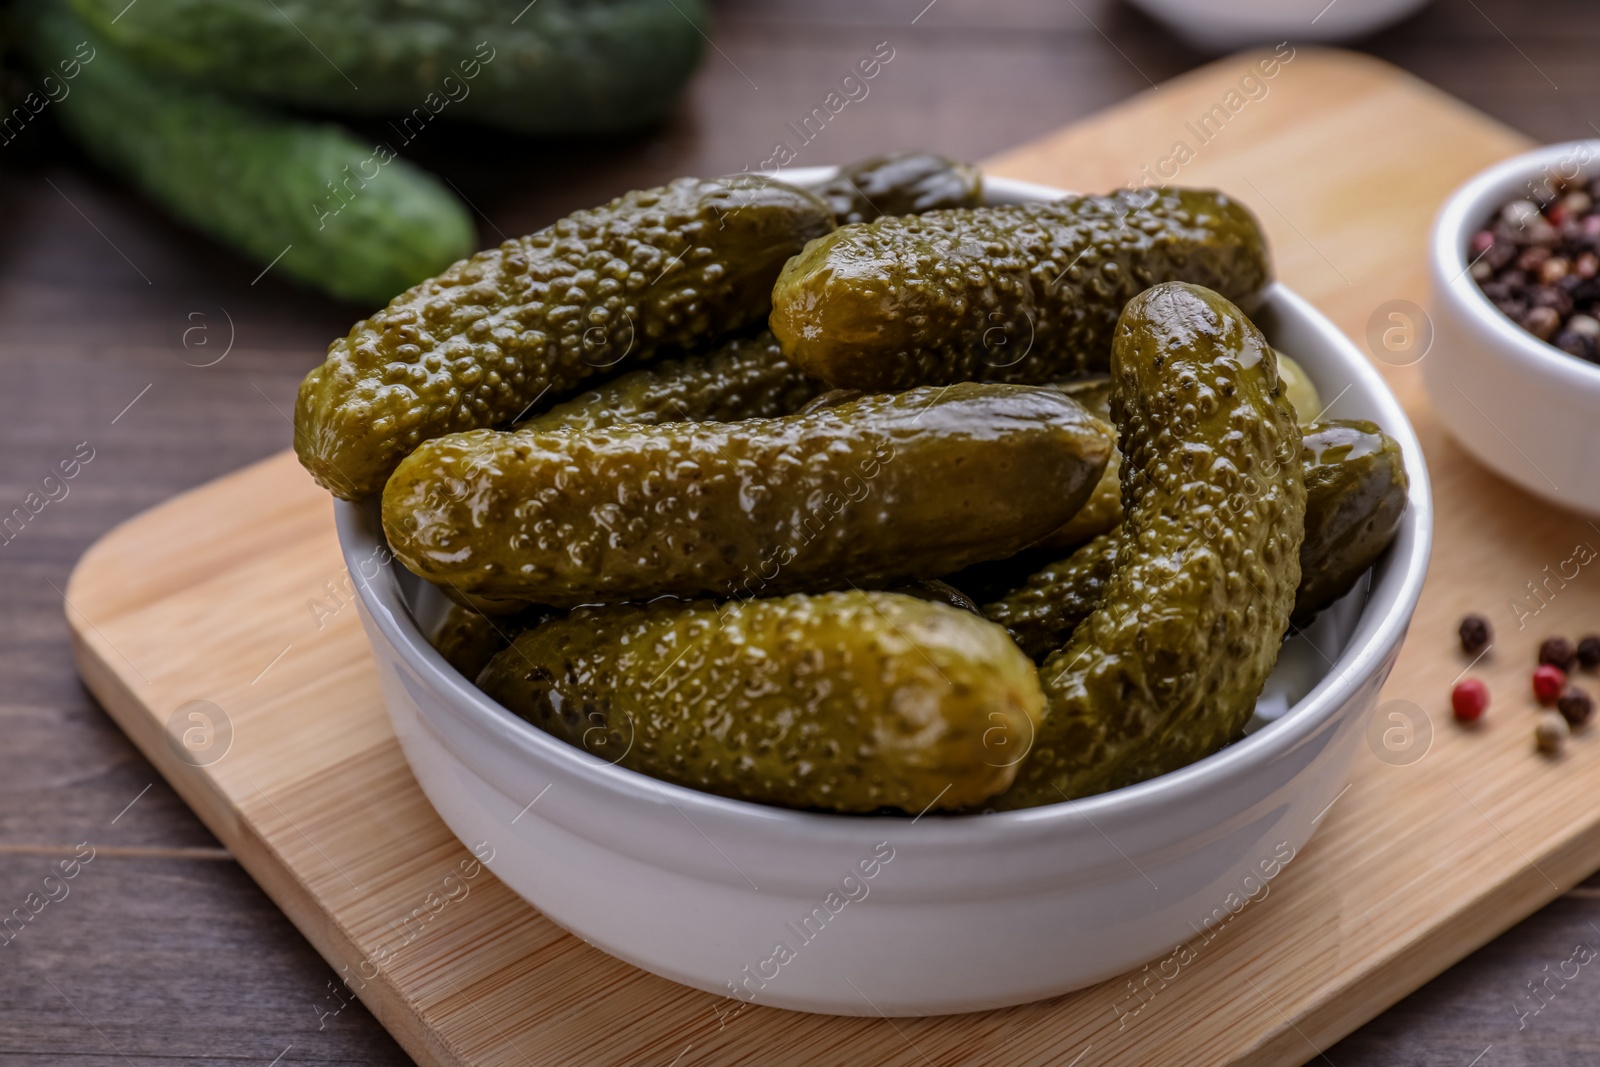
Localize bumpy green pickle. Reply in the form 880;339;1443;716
383;383;1111;608
1035;378;1121;552
890;578;982;615
1275;351;1322;424
770;187;1270;392
296;176;835;498
428;603;552;680
1293;420;1409;624
982;532;1119;662
985;418;1409;658
813;152;983;225
992;282;1305;808
477;592;1045;813
1032;349;1325;553
514;331;824;433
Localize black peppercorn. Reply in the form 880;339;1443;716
1557;685;1594;729
1540;636;1577;671
1458;614;1492;656
1555;330;1593;359
1578;635;1600;670
1473;189;1600;358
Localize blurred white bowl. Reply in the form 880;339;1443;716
338;171;1432;1016
1126;0;1429;50
1425;140;1600;514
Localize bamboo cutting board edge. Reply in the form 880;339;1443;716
62;480;454;1067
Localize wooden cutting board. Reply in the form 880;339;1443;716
65;47;1599;1067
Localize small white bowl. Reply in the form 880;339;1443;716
1124;0;1429;51
1425;140;1600;514
337;173;1433;1016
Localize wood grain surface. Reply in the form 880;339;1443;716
7;1;1600;1064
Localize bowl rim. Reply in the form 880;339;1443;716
1431;138;1600;394
338;170;1434;848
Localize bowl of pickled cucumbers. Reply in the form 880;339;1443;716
301;154;1431;1014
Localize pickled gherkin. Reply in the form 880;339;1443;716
476;592;1045;812
1276;351;1322;425
1033;350;1324;553
1293;420;1409;624
890;578;982;615
982;532;1118;662
383;383;1111;608
770;188;1270;392
1031;450;1121;552
813;152;983;226
514;331;824;433
985;418;1409;659
992;282;1305;809
296;176;835;499
1035;378;1121;552
429;603;552;681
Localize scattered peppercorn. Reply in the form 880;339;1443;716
1458;614;1492;656
1535;710;1570;755
1557;685;1594;729
1452;678;1490;723
1540;635;1577;671
1472;177;1600;363
1579;635;1600;670
1533;663;1567;705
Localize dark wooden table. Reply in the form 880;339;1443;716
3;1;1598;1063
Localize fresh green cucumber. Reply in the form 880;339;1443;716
65;0;708;134
24;0;475;305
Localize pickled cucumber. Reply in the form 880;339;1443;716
1294;420;1408;623
514;331;824;433
890;578;982;614
476;591;1045;812
796;388;865;415
1032;349;1324;553
982;532;1118;662
814;152;982;225
296;176;835;499
986;418;1408;658
1276;351;1322;424
1055;352;1312;422
429;603;552;680
383;383;1111;607
992;282;1304;808
770;188;1271;392
940;546;1071;607
1029;379;1119;551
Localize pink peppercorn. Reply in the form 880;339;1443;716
1452;678;1490;723
1533;664;1567;705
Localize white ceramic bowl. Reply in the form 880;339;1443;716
1425;140;1600;514
336;172;1433;1016
1124;0;1429;51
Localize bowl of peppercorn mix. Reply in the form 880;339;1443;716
1426;140;1600;513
